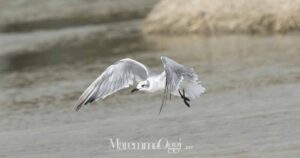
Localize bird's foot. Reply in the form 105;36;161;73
178;89;191;108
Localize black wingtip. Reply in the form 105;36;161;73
84;97;95;105
74;103;82;112
73;96;96;112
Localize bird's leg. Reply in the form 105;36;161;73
179;89;190;101
178;89;191;107
182;89;190;101
178;90;183;98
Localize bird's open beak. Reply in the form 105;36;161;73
131;88;139;93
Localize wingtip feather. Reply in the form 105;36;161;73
73;103;82;112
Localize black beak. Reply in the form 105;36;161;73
131;88;139;93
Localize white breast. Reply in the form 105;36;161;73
148;72;166;92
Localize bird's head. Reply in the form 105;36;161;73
131;80;150;93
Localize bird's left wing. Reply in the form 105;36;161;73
74;58;149;111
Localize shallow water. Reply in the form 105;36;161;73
0;20;300;157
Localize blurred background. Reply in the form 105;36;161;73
0;0;299;157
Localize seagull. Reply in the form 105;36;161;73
74;56;205;113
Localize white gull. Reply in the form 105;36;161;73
74;56;205;113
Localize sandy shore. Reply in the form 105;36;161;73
143;0;300;34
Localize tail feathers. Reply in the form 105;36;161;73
184;82;205;100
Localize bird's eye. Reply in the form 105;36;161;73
141;85;145;88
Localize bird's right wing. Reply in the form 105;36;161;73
74;58;149;111
160;56;204;113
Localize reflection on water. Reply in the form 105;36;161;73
0;35;146;72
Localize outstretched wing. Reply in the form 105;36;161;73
160;56;205;113
74;58;149;111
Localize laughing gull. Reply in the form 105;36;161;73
74;56;205;113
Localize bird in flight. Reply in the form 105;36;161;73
74;56;205;113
